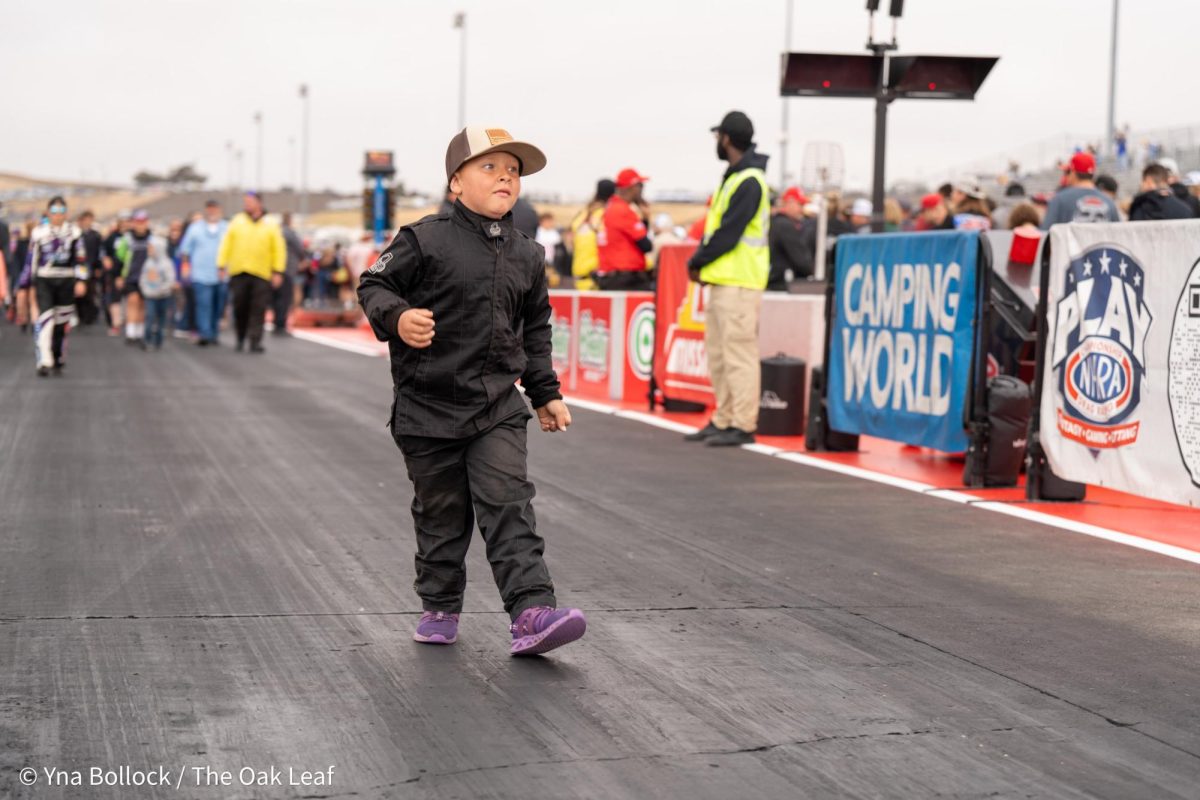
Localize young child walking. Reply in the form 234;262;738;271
139;236;177;350
357;126;585;656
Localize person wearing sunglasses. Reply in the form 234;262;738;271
27;196;87;376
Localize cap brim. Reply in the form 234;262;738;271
456;141;547;178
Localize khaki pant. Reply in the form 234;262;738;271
705;284;762;432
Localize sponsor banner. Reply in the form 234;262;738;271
1042;221;1200;507
548;293;576;392
827;231;980;452
575;294;615;400
653;244;714;406
622;296;656;403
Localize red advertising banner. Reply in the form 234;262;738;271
548;293;576;392
653;245;713;406
621;294;656;404
575;294;614;401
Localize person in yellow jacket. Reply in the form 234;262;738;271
683;111;770;448
568;178;614;290
217;191;286;353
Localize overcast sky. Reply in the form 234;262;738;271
6;0;1200;199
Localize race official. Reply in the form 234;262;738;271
684;111;770;448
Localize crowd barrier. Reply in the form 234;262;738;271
651;244;824;409
548;290;656;404
1028;220;1200;508
801;221;1200;509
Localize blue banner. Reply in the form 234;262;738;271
827;231;979;452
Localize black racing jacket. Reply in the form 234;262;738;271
357;200;562;438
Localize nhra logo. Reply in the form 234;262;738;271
1052;245;1152;450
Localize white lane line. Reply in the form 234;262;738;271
971;501;1200;566
291;329;385;357
295;332;1200;567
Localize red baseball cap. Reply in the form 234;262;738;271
920;193;943;210
615;168;649;188
781;186;807;204
1069;152;1095;175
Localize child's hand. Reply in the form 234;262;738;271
398;308;436;348
536;399;571;433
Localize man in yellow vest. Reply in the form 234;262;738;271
217;191;286;353
683;111;770;447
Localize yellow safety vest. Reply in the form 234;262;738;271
699;167;770;289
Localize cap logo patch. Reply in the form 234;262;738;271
485;129;512;145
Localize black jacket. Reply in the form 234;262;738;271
1129;189;1193;221
688;147;770;271
1169;182;1200;217
357;200;561;438
767;212;812;289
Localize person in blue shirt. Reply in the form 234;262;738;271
179;200;229;346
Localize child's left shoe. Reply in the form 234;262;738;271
413;611;459;644
509;606;586;656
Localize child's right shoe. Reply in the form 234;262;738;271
413;611;459;644
509;606;586;656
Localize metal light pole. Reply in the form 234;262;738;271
235;149;244;192
867;7;898;234
289;136;296;191
299;84;310;222
1105;0;1119;160
225;140;234;206
453;12;467;129
253;111;263;191
780;0;794;189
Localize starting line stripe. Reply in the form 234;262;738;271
292;331;1200;568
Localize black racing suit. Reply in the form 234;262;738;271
356;200;563;619
28;222;86;369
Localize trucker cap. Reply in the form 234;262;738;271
781;186;808;204
1069;152;1096;175
615;168;650;188
445;126;547;181
920;192;943;210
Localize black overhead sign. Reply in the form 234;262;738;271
779;52;882;98
888;55;998;100
780;53;997;101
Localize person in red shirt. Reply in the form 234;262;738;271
595;167;653;290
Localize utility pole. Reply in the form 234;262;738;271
299;83;310;221
253;111;263;191
1105;0;1119;160
453;12;467;130
225;139;234;207
780;0;794;189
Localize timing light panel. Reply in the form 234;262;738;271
780;52;883;98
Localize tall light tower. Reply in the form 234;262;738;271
225;139;234;205
299;83;310;221
253;111;263;191
454;12;467;130
780;0;794;189
1105;0;1119;159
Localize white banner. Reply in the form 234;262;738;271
1042;220;1200;508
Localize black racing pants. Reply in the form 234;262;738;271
271;274;293;332
396;414;556;620
229;273;271;347
34;277;75;369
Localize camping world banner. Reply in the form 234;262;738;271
827;231;979;452
1042;220;1200;508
